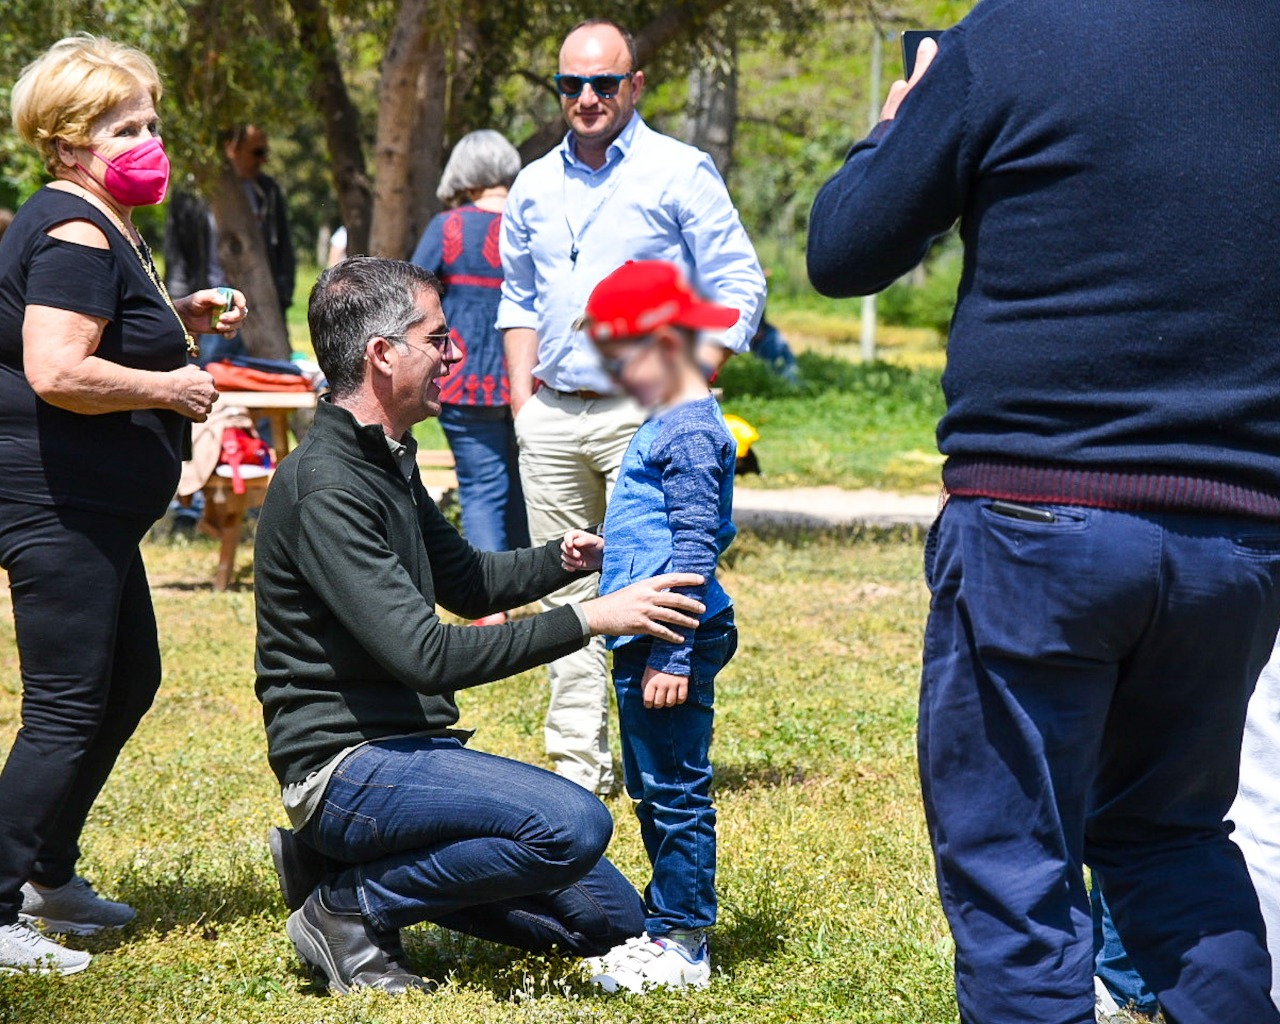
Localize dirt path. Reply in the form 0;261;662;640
733;485;938;529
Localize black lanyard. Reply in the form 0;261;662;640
563;134;642;269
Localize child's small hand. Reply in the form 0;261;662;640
643;667;689;708
561;529;605;572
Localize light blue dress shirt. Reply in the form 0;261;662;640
497;113;766;394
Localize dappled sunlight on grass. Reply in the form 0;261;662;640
0;534;972;1023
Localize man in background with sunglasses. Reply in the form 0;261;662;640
226;124;295;318
498;18;765;798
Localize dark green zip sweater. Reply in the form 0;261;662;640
254;399;588;785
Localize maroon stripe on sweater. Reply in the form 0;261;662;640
942;458;1280;520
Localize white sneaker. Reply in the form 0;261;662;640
1095;975;1122;1022
589;933;711;993
20;877;136;935
0;920;91;975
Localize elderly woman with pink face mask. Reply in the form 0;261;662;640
0;35;246;974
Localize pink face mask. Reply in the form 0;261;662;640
86;137;171;208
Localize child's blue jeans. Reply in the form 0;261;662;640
612;609;738;937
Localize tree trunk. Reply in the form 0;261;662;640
634;0;736;64
686;24;738;182
369;0;431;258
288;0;373;255
405;34;449;251
210;165;292;360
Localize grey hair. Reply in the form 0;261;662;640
308;256;443;398
435;129;522;206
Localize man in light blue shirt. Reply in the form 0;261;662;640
498;17;765;795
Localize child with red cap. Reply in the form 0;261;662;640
561;260;740;992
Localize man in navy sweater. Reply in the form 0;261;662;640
808;3;1280;1023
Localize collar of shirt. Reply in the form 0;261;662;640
558;110;644;175
384;431;419;483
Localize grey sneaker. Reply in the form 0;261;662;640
0;920;91;975
20;877;136;935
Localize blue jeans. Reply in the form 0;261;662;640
300;737;644;954
439;404;529;552
1091;885;1159;1016
612;611;738;936
921;497;1280;1024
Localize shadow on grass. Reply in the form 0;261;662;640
714;878;794;976
726;521;927;558
151;579;256;594
85;861;283;948
713;759;808;793
400;929;592;1001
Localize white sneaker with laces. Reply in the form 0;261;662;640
589;932;711;993
20;877;136;935
0;920;91;975
1094;975;1122;1022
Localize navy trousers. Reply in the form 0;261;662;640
921;497;1280;1024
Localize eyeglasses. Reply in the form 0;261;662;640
554;72;634;99
599;336;656;378
377;328;453;356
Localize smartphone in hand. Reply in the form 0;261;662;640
901;30;945;79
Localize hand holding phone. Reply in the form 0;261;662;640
881;30;943;122
901;30;945;79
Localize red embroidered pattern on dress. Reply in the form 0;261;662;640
483;216;502;268
442;211;464;265
438;328;468;403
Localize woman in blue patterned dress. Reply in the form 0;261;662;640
412;131;530;583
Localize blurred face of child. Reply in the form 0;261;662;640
597;326;689;408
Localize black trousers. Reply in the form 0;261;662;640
0;499;160;923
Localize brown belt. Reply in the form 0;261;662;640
548;387;612;401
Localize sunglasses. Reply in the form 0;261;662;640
251;147;269;158
554;72;634;99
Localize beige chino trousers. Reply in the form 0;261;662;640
514;387;645;795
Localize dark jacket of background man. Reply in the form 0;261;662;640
245;170;295;316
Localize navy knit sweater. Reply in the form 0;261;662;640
808;0;1280;516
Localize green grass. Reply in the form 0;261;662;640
719;353;945;492
0;532;964;1024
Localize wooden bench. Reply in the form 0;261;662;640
417;448;459;504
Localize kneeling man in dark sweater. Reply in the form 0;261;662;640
809;2;1280;1023
254;257;706;995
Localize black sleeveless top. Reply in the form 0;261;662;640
0;187;187;521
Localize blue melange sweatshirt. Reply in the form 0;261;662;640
600;395;737;675
808;0;1280;517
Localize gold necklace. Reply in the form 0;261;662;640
61;184;199;358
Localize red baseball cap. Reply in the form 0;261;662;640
584;261;740;342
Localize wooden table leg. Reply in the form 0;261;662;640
200;486;249;591
270;410;291;457
212;504;246;591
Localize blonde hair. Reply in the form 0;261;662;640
10;34;163;175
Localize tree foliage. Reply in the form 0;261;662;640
1;0;979;272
